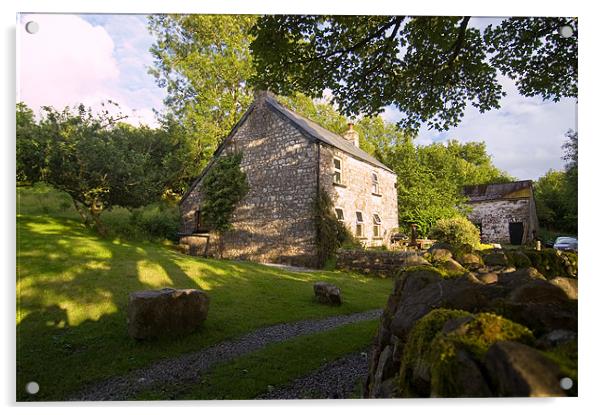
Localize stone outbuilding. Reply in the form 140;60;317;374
179;91;399;267
463;180;539;245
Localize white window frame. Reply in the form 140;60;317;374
335;207;345;222
373;213;382;238
372;172;380;194
355;211;364;237
333;157;343;185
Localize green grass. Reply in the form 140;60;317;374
137;319;378;400
16;185;392;401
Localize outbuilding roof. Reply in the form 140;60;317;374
462;180;533;202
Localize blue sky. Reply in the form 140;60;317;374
18;14;576;180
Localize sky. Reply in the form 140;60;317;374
16;13;577;180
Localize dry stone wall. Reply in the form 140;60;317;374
336;249;419;277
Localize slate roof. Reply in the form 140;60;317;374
263;94;394;173
181;92;395;203
462;180;533;202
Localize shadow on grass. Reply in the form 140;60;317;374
16;215;391;401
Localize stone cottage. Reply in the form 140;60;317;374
462;180;539;245
179;91;399;267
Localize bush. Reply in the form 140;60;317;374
314;188;358;267
130;204;180;242
429;216;481;250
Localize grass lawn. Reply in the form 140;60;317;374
137;319;378;400
16;186;393;401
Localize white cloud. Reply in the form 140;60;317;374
17;14;162;127
382;74;576;180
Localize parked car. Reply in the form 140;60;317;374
553;236;578;252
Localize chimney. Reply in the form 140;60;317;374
343;122;360;147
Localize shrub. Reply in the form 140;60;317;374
429;216;481;250
314;188;358;267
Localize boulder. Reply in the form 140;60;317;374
477;272;499;284
127;288;210;340
550;277;578;300
400;254;431;268
484;341;565;397
509;279;569;304
458;252;483;267
431;348;492;398
313;282;342;306
440;258;466;272
535;330;577;350
483;251;509;267
428;248;453;262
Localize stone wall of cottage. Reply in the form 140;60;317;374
467;198;537;244
180;99;319;267
319;144;399;247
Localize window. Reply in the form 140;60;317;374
333;157;342;184
373;213;382;237
372;172;380;194
355;211;364;237
335;208;345;222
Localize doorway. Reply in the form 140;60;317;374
509;222;524;245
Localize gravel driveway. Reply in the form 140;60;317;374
69;309;381;401
257;350;370;399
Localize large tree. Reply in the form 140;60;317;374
148;15;257;177
250;16;577;133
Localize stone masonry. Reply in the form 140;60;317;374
179;91;399;267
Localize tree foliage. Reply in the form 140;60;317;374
429;216;482;250
148;15;257;177
534;131;578;234
199;152;249;233
314;187;355;268
16;102;185;235
250;16;577;133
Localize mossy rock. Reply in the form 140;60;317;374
483;251;509;267
524;249;578;278
398;309;535;397
398;309;472;397
541;340;578;396
398;265;465;280
505;250;532;268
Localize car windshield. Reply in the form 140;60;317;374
556;237;577;243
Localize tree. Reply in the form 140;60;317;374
199;152;249;255
24;103;183;235
533;130;577;234
16;103;45;183
148;15;257;178
250;16;577;133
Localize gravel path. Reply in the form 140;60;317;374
69;309;381;401
257;350;370;399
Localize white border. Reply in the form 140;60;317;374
4;1;601;414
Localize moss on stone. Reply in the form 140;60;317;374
524;249;577;278
542;340;578;396
398;265;465;280
398;309;535;397
505;250;532;268
398;309;472;397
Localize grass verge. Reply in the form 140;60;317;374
136;319;378;400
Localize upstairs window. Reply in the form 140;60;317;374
333;157;343;184
335;208;345;222
372;172;380;194
355;211;364;237
373;213;382;237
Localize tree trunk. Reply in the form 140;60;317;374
72;199;91;226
